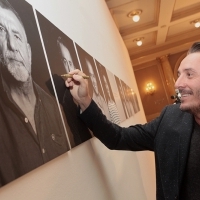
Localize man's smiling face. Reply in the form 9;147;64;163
175;52;200;114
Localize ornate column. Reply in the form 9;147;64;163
159;55;175;102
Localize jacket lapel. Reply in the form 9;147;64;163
178;114;194;189
156;108;193;199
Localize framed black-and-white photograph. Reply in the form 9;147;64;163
104;69;128;123
75;44;110;120
95;60;121;124
114;76;129;119
130;90;140;113
0;0;69;187
105;70;128;122
37;11;92;147
121;81;135;117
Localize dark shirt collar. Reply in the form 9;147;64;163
0;70;40;105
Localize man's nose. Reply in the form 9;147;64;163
175;75;185;89
7;34;17;51
64;62;70;73
174;77;180;88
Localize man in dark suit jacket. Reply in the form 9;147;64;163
65;42;200;199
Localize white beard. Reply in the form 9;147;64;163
6;61;30;82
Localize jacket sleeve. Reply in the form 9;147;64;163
79;100;168;151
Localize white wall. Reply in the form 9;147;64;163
0;0;156;199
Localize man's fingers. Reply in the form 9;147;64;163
65;69;88;89
68;69;80;75
72;74;85;81
65;81;69;87
68;69;87;78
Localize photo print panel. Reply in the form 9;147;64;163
121;80;135;118
130;90;140;113
126;86;138;114
36;12;92;147
114;76;130;119
105;69;127;123
75;44;110;119
94;61;121;124
0;0;70;187
125;86;140;114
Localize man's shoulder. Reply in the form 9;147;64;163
166;103;180;111
162;103;192;119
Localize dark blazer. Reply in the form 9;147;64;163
80;100;194;200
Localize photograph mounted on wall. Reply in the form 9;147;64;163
102;68;127;123
129;88;140;114
0;0;70;187
120;80;135;118
114;76;130;119
75;44;111;121
36;11;92;148
94;60;121;124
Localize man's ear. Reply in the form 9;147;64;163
27;43;32;64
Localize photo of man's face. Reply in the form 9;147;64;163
57;40;75;73
75;44;102;99
86;59;98;95
0;6;32;82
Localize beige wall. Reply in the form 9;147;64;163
0;0;156;199
134;51;187;122
134;60;169;121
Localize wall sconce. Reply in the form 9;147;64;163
133;37;144;46
191;19;200;28
127;9;142;22
130;88;134;95
146;82;155;95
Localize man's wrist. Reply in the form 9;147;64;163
79;97;92;112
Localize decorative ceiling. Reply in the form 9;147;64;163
105;0;200;67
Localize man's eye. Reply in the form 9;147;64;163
187;73;192;77
69;61;74;67
0;26;6;33
14;34;21;41
62;58;67;64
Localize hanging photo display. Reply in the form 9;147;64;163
0;0;70;187
94;60;121;124
0;0;140;187
36;11;92;147
75;44;110;120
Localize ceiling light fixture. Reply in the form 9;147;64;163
133;37;144;46
127;9;142;22
191;19;200;28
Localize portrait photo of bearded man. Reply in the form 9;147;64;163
0;0;69;187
